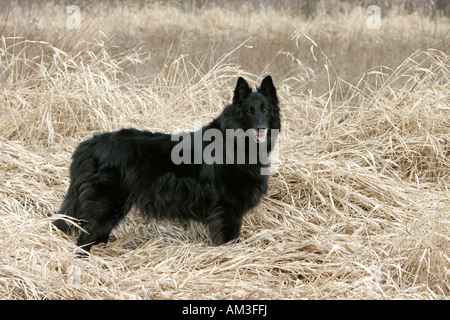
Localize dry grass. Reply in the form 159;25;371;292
0;1;449;299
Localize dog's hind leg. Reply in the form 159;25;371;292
76;200;132;252
75;183;132;253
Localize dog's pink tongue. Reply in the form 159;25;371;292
256;133;267;142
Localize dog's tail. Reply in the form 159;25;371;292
53;139;96;234
53;183;80;234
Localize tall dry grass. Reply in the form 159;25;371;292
0;1;449;299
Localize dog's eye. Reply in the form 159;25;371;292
247;107;254;114
262;106;269;113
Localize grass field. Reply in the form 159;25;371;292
0;0;449;299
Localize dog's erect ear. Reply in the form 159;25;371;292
258;75;277;102
233;77;252;105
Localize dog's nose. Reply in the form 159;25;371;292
257;125;267;131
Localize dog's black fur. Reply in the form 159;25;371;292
53;76;280;252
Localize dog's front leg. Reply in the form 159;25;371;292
206;206;245;246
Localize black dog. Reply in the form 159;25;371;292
53;76;280;252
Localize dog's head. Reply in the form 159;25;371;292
232;75;280;143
